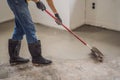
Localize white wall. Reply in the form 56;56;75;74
29;0;85;30
0;0;13;23
70;0;85;29
29;0;70;30
86;0;120;31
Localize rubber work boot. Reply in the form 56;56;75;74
8;39;29;65
28;40;52;66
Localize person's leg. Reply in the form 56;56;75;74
9;18;30;65
7;0;29;65
7;0;52;65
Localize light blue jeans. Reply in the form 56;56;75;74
7;0;38;43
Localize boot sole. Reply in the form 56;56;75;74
10;61;29;66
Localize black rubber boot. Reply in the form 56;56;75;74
8;39;29;65
28;40;52;66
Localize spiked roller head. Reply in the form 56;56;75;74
91;47;104;62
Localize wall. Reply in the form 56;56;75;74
86;0;120;31
29;0;85;30
70;0;85;29
0;0;13;23
29;0;70;30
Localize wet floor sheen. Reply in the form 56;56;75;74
0;21;120;80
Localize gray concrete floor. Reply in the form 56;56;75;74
0;21;120;80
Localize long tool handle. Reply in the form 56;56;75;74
45;10;90;47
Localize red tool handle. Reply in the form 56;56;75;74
45;10;87;46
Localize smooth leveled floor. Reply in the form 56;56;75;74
0;20;120;80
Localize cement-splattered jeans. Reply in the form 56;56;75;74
7;0;38;43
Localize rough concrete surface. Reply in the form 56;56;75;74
0;21;120;80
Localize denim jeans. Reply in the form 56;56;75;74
7;0;38;43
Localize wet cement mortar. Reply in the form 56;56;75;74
0;58;120;80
